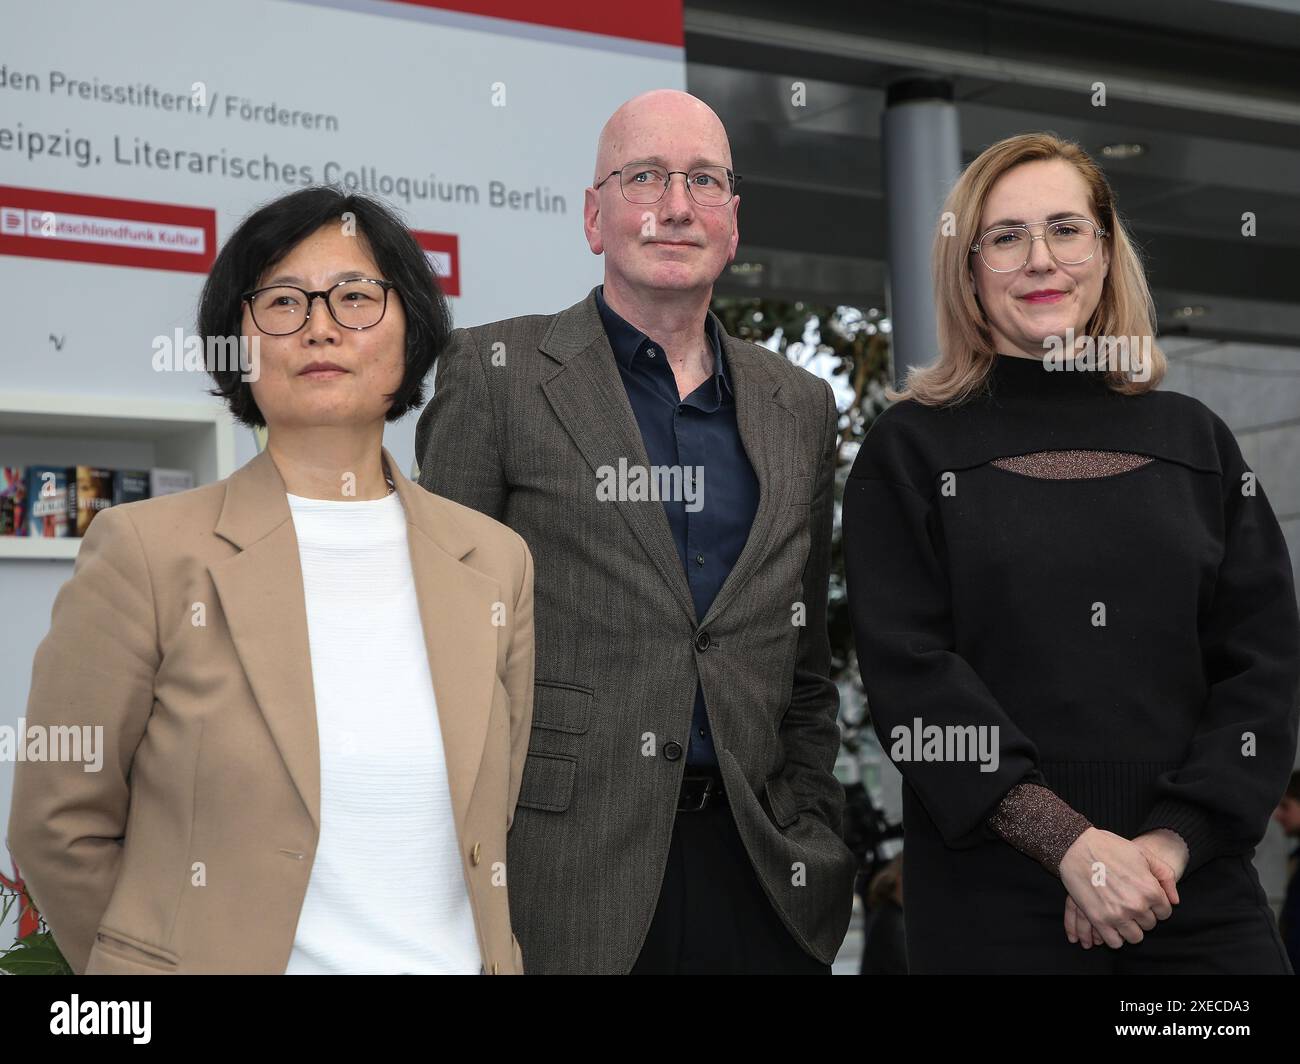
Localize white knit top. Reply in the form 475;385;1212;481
282;489;480;974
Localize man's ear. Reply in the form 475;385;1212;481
583;187;603;255
726;195;740;263
733;193;743;262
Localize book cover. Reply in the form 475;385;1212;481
150;468;194;497
0;467;26;536
72;466;114;536
112;469;151;506
25;466;70;538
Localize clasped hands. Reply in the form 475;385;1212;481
1058;827;1189;949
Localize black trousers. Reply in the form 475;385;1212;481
630;802;831;974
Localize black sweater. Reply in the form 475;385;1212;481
842;353;1300;876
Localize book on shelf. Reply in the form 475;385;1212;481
1;465;197;537
150;468;195;497
25;466;70;538
70;466;114;536
1;467;26;536
113;469;150;506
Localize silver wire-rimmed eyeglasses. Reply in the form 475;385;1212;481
594;161;740;206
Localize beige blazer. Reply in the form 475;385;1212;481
8;446;534;974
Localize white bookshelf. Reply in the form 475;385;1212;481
0;536;82;560
0;392;238;561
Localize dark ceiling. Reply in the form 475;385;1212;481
686;0;1300;344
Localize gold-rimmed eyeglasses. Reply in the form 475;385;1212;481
970;217;1108;273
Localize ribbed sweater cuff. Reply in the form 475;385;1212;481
1138;800;1222;875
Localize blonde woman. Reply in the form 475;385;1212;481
843;133;1299;973
9;187;534;974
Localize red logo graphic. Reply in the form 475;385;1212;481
0;856;41;942
413;229;460;297
0;185;217;274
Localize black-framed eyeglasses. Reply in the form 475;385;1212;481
969;217;1108;273
242;278;396;336
594;161;741;205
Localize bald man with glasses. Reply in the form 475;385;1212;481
416;89;855;975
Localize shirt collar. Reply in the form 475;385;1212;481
595;285;732;397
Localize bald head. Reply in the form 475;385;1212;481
594;90;732;184
584;89;740;301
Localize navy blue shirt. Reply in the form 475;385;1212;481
595;285;760;766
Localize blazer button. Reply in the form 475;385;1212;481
664;740;683;761
694;630;711;652
471;842;482;866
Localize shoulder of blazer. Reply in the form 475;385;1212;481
719;328;829;412
462;311;562;352
406;481;531;574
100;478;230;545
453;305;579;386
733;334;827;394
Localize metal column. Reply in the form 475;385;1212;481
882;77;962;388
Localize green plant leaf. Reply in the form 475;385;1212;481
0;931;73;975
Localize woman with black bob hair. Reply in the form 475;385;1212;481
11;186;536;975
201;185;448;427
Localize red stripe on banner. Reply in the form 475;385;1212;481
391;0;684;46
0;185;216;274
413;230;461;297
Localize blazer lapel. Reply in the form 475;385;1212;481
209;446;498;838
388;453;499;836
539;291;697;624
209;449;321;830
698;331;794;629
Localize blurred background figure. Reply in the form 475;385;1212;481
860;854;907;975
1275;772;1300;972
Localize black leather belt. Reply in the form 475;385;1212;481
677;771;727;812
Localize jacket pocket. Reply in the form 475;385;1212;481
764;775;801;829
514;751;577;812
531;680;593;735
86;929;180;974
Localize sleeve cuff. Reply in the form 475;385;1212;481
987;781;1092;877
1139;800;1223;875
